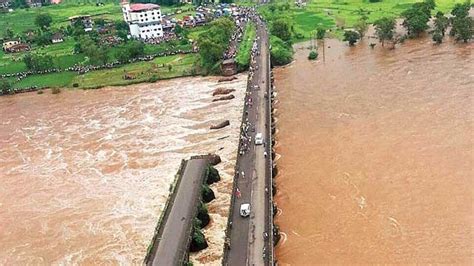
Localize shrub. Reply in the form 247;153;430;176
0;79;11;95
308;50;318;60
206;166;221;184
149;75;159;83
270;35;293;66
72;83;79;88
343;30;361;45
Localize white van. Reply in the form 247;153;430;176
255;133;263;145
240;203;251;217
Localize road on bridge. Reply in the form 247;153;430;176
225;16;271;266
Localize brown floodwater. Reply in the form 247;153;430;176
274;36;473;264
0;75;246;264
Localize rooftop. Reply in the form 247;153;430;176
129;3;159;12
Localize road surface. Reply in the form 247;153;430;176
225;16;272;266
149;159;208;266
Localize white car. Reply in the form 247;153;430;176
240;203;251;217
255;133;263;145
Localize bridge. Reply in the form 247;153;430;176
144;158;209;266
144;12;277;266
223;14;276;266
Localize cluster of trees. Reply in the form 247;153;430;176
371;0;472;46
197;17;235;73
23;53;54;71
269;19;294;66
341;0;472;46
449;2;473;43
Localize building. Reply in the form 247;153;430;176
4;43;30;53
69;15;94;32
51;32;64;43
0;0;11;9
2;40;19;51
122;1;163;40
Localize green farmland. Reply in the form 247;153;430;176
259;0;467;41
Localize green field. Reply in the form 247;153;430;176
9;53;200;89
259;0;467;41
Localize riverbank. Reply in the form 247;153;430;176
273;33;473;264
2;53;200;91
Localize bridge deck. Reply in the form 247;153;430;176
150;158;208;266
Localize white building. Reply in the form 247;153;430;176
122;1;163;40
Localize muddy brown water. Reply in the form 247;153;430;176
274;37;473;264
0;75;246;264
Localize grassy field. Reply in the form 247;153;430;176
9;53;200;89
259;0;466;41
235;22;256;70
0;38;193;75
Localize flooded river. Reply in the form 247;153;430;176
274;37;473;264
0;75;245;264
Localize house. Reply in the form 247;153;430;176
69;15;94;32
51;32;64;43
2;40;20;51
0;0;11;8
122;1;163;39
26;0;50;7
4;43;30;53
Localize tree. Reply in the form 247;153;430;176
354;19;368;38
35;31;52;46
3;28;14;39
270;35;293;66
374;17;396;46
11;0;27;8
0;79;12;95
343;30;360;46
35;13;53;30
127;40;145;58
76;35;108;65
434;11;449;36
23;53;54;71
316;28;326;40
449;2;473;43
271;19;291;42
401;1;434;38
197;17;235;73
94;18;106;27
432;31;443;44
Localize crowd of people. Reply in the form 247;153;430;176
143;31;180;45
223;7;260;60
